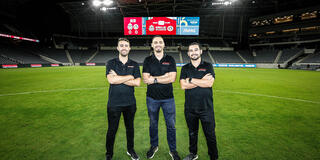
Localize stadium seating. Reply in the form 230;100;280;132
90;50;117;63
278;48;302;64
0;56;16;64
128;50;150;63
0;44;50;64
41;48;69;63
238;50;254;63
300;52;320;63
166;51;182;63
68;49;96;63
211;51;243;63
254;48;278;63
203;51;214;63
2;40;320;67
181;51;189;63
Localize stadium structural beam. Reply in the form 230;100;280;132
116;1;125;17
250;39;320;47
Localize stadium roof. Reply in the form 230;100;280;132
0;0;319;39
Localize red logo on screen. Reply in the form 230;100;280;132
146;17;176;35
124;17;143;35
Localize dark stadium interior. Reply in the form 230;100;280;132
0;0;320;70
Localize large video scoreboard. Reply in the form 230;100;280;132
124;17;199;35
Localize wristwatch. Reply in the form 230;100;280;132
154;78;158;84
189;77;192;83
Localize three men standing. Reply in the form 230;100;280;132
105;37;218;160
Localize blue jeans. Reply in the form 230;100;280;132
147;96;176;152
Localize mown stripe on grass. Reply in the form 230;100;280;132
1;87;319;105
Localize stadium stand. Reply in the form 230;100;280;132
211;51;244;63
203;51;214;63
0;44;50;64
181;51;189;63
253;48;279;63
0;55;16;64
132;39;147;46
90;50;117;63
300;52;320;63
41;48;69;63
166;51;182;63
68;49;96;63
278;48;302;64
238;50;254;63
128;50;150;63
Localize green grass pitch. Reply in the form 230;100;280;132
0;66;319;160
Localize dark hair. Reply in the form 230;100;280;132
152;35;163;43
118;38;130;45
188;42;201;49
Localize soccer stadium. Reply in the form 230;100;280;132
0;0;319;160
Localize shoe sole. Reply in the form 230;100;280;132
193;155;199;160
169;151;182;160
147;147;158;159
182;155;198;160
127;151;139;160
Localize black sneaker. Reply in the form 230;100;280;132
169;150;181;160
106;155;112;160
183;153;198;160
210;155;218;160
127;150;139;160
146;146;158;159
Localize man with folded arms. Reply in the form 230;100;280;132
143;36;181;160
105;38;141;160
180;42;219;160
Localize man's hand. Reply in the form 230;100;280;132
107;69;134;84
109;70;117;76
186;78;190;83
163;73;169;78
143;76;155;85
202;73;213;80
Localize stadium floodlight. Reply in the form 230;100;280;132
102;0;113;6
212;0;234;6
93;0;101;7
100;6;107;11
224;1;232;5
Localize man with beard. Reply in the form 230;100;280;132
180;42;218;160
105;38;141;160
142;36;181;160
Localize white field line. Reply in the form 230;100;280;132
0;87;319;104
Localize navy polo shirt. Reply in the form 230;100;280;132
106;58;141;107
180;61;215;111
143;54;177;100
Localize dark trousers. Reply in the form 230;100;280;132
185;109;218;160
146;96;177;152
106;104;136;157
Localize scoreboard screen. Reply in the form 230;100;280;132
124;17;199;35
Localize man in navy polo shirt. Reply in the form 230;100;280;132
105;38;141;160
142;36;181;160
180;42;218;160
